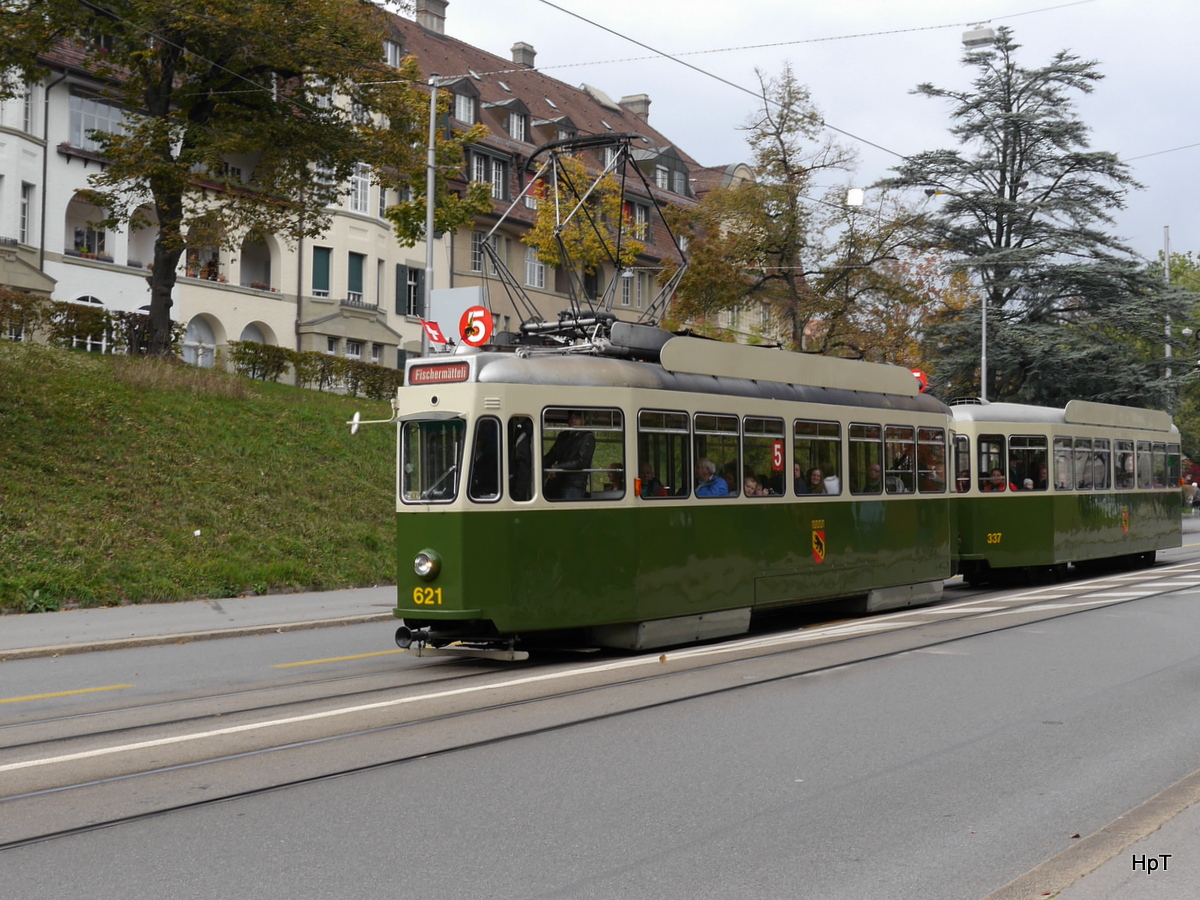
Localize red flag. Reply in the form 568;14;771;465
420;320;448;344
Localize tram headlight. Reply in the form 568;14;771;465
413;549;441;581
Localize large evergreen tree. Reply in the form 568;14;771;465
888;27;1178;406
0;0;489;354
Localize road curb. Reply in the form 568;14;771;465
0;612;396;662
981;766;1200;899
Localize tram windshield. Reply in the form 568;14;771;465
401;418;465;503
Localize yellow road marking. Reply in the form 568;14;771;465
271;649;406;669
0;685;133;705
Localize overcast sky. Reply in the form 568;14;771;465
434;0;1197;263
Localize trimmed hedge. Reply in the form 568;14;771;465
228;341;404;400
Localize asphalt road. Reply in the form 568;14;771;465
3;555;1200;899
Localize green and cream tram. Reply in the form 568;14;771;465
950;401;1182;583
392;337;955;657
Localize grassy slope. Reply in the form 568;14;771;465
0;341;396;610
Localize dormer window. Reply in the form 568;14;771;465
454;92;476;123
508;112;528;142
655;165;669;190
383;40;403;68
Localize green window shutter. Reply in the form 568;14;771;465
395;264;408;315
348;252;364;296
312;247;331;294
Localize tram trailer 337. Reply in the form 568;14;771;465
370;335;1180;660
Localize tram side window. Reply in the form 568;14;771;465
400;418;465;504
638;410;690;499
1153;442;1167;488
468;417;502;502
1053;437;1073;490
1008;435;1047;491
794;420;841;496
917;427;947;493
1168;443;1181;485
954;434;971;492
743;416;786;496
695;413;739;497
978;435;1007;492
1137;441;1153;489
1114;440;1135;489
508;416;534;501
849;424;883;495
884;425;915;493
1092;439;1111;491
1074;438;1094;490
541;407;624;501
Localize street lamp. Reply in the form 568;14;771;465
420;74;441;359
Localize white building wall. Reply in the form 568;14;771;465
8;71;431;364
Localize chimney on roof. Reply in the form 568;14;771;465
416;0;447;34
511;42;537;68
619;94;651;121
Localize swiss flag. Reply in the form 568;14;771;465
420;320;448;344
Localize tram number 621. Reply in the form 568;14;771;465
413;587;444;606
986;532;1003;545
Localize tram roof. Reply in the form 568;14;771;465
412;337;948;414
951;400;1176;434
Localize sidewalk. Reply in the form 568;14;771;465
0;585;397;661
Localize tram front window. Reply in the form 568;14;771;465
401;418;465;503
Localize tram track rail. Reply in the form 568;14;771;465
4;557;1200;853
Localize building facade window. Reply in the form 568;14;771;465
632;202;649;240
20;184;33;244
470;153;508;201
69;92;125;153
673;170;687;195
406;266;421;315
327;337;339;354
637;272;646;309
621;273;632;306
655;165;669;190
346;340;362;361
470;232;485;273
383;40;403;67
73;225;105;256
23;83;34;133
347;252;365;302
371;343;382;364
508;112;527;142
349;162;370;213
454;92;475;123
183;317;216;368
525;246;545;289
312;246;331;297
491;159;507;200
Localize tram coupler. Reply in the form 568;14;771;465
395;624;427;649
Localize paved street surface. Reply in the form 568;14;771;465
2;515;1199;897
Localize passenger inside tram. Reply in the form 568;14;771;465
983;468;1007;492
695;457;730;497
806;468;827;495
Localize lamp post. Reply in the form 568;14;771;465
960;25;996;401
420;74;440;359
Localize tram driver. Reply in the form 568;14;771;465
543;410;595;500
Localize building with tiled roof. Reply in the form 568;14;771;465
0;0;733;367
